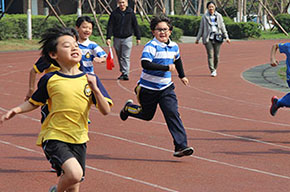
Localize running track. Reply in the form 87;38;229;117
0;40;290;192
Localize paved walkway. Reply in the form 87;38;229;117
243;61;288;93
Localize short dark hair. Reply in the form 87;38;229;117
150;14;173;31
39;26;78;67
76;16;95;28
207;1;216;8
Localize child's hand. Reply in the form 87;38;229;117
270;59;278;67
168;64;176;72
0;108;18;124
181;77;189;86
93;57;106;65
86;74;99;92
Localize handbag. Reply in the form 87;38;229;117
214;33;225;43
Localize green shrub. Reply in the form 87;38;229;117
0;14;261;41
226;22;261;39
0;14;182;41
275;14;290;33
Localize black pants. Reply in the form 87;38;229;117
128;84;188;151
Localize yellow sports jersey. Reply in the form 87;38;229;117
29;71;113;146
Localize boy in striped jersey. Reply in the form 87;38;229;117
76;16;107;74
120;14;194;158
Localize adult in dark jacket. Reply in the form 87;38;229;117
106;0;141;80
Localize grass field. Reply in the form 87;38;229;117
0;36;152;52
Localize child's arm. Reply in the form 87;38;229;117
1;102;38;124
93;57;106;65
25;67;37;101
270;44;279;67
174;58;189;86
86;74;111;115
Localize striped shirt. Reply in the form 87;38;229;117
78;39;107;74
139;38;180;90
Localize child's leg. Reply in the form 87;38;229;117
57;158;83;192
277;93;290;108
158;85;188;151
121;87;158;121
43;140;86;192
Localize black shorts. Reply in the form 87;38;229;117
42;140;87;177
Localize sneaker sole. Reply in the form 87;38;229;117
173;147;194;157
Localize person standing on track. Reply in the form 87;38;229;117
195;1;230;77
1;27;113;192
270;42;290;116
119;14;194;158
106;0;141;81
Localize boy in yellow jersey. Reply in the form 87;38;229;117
1;27;113;192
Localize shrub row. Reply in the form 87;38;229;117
0;14;183;41
275;14;290;33
0;13;262;41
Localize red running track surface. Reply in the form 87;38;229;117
0;40;290;192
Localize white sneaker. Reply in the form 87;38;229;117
211;70;217;77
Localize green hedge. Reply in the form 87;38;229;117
0;14;182;41
275;14;290;33
0;14;261;41
226;22;261;39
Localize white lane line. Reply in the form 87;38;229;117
86;165;178;192
92;131;290;180
0;138;178;192
179;105;290;127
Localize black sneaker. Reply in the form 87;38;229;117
270;96;279;116
118;74;129;81
120;99;133;121
173;147;194;157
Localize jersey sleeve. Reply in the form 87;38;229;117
141;43;156;62
94;45;107;58
92;75;113;107
29;72;54;106
33;56;52;73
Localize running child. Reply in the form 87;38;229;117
76;16;107;74
1;27;113;192
119;14;194;157
270;42;290;116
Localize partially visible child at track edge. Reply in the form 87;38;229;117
76;16;107;74
270;42;290;116
119;14;194;158
0;27;113;192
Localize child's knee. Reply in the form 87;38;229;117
66;169;83;183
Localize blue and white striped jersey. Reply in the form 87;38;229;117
78;39;107;74
139;37;180;90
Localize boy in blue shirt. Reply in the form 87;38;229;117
76;16;107;74
1;27;113;192
120;14;194;158
270;42;290;116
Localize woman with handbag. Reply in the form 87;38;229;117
195;1;230;77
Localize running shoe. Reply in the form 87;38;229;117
173;147;194;157
120;99;133;121
270;96;279;116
